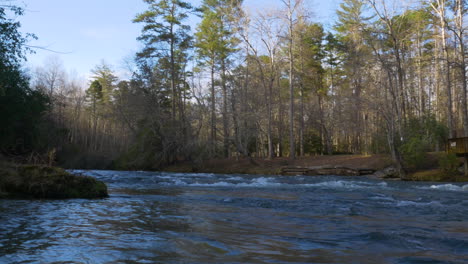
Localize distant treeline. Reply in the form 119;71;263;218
2;1;467;175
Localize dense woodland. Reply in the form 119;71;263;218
1;0;468;175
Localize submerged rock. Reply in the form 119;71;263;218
0;164;108;199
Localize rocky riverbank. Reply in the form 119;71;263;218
164;154;468;182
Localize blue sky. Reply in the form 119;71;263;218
18;0;341;80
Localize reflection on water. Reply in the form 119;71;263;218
1;171;468;263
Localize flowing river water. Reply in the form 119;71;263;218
1;171;468;263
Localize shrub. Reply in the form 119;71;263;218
400;137;428;169
438;152;459;175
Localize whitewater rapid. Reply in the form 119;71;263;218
1;171;467;264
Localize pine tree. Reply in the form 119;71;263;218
295;22;327;155
85;80;103;150
195;0;243;157
91;62;118;107
335;0;372;153
134;0;193;122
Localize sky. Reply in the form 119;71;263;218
17;0;341;81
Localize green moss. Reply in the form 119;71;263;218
0;163;108;199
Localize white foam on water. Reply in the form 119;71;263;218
370;194;396;202
396;200;443;207
303;180;387;190
248;177;281;186
377;182;388;187
163;172;216;178
159;177;283;188
156;175;181;180
195;177;282;187
420;184;468;192
155;176;394;190
304;180;360;189
77;170;394;190
227;176;244;181
190;181;236;187
160;178;189;186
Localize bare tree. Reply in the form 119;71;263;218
280;0;305;159
239;9;284;159
431;0;455;138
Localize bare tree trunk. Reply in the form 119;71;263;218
231;81;248;157
170;45;176;122
210;61;216;155
267;56;275;159
395;45;407;122
442;27;454;138
221;60;229;157
299;40;305;157
460;51;468;137
454;0;468;137
318;96;332;155
386;116;405;179
432;0;455;138
267;81;274;159
288;15;295;159
277;77;284;157
170;2;177;122
354;75;363;153
417;33;425;116
299;84;305;156
281;0;298;159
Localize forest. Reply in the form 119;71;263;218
1;0;467;177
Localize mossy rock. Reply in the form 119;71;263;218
0;163;108;199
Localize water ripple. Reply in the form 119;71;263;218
1;172;467;263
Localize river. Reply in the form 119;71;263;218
1;171;467;263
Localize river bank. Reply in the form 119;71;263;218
164;154;468;182
0;161;108;199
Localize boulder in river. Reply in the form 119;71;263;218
0;163;108;199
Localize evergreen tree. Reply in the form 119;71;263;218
133;0;193;122
91;62;117;107
335;0;372;153
84;80;103;150
195;0;243;157
295;22;328;154
85;80;103;118
0;4;48;154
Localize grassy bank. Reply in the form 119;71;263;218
408;169;468;182
0;161;108;199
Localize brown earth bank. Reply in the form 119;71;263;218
165;154;393;176
164;153;468;182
